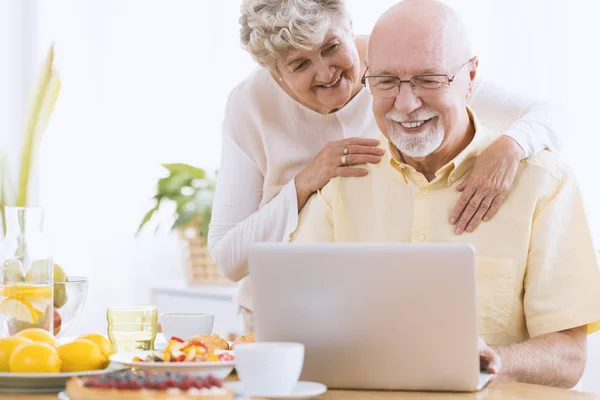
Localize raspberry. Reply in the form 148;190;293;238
192;380;207;389
129;381;142;390
166;378;177;388
180;380;193;390
206;375;223;388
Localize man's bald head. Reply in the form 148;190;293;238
368;0;472;72
366;0;478;161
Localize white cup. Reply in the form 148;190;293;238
159;313;214;341
235;342;305;396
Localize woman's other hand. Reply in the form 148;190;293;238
295;137;384;211
450;136;525;234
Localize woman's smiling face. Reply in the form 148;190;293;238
275;27;360;114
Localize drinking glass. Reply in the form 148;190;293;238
107;306;157;353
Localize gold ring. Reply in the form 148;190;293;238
341;155;348;166
343;147;348;155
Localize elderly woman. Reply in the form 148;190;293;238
208;0;565;332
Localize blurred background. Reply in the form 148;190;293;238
1;0;599;391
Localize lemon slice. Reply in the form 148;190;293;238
0;284;52;299
29;300;48;317
0;298;39;324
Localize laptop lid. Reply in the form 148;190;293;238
249;242;480;391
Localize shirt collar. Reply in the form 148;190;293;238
387;106;496;187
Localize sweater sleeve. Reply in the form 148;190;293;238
208;130;299;282
468;78;567;157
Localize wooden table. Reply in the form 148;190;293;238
3;380;600;400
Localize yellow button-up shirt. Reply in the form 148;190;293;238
291;111;600;346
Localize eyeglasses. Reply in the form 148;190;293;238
361;57;474;98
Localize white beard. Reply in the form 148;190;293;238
385;109;444;158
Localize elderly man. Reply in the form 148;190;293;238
291;0;600;388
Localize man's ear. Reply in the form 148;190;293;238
466;56;479;100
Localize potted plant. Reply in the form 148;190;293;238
137;164;228;284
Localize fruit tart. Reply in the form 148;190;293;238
135;336;234;363
66;370;233;400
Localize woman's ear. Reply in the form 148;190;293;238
270;67;283;83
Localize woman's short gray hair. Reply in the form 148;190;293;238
240;0;351;69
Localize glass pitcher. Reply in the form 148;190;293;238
0;206;54;337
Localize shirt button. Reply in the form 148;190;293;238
421;189;429;196
417;235;425;242
450;176;456;183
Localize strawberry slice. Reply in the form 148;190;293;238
218;353;234;362
188;340;208;353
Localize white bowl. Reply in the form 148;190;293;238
159;313;214;341
109;350;234;380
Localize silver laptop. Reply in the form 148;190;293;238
248;242;492;392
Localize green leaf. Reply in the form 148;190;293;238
0;151;16;205
197;207;212;238
0;197;5;235
17;46;60;207
162;163;206;179
172;211;195;230
158;174;194;196
137;163;216;238
136;206;159;234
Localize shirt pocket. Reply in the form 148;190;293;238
476;256;518;335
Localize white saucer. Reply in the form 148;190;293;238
226;381;327;399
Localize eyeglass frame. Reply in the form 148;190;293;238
360;56;476;97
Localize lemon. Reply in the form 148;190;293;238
0;337;33;372
28;300;48;318
2;259;25;282
24;262;69;309
15;328;58;349
24;259;54;282
0;284;52;299
77;333;114;359
58;339;106;372
0;298;39;324
9;342;61;373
